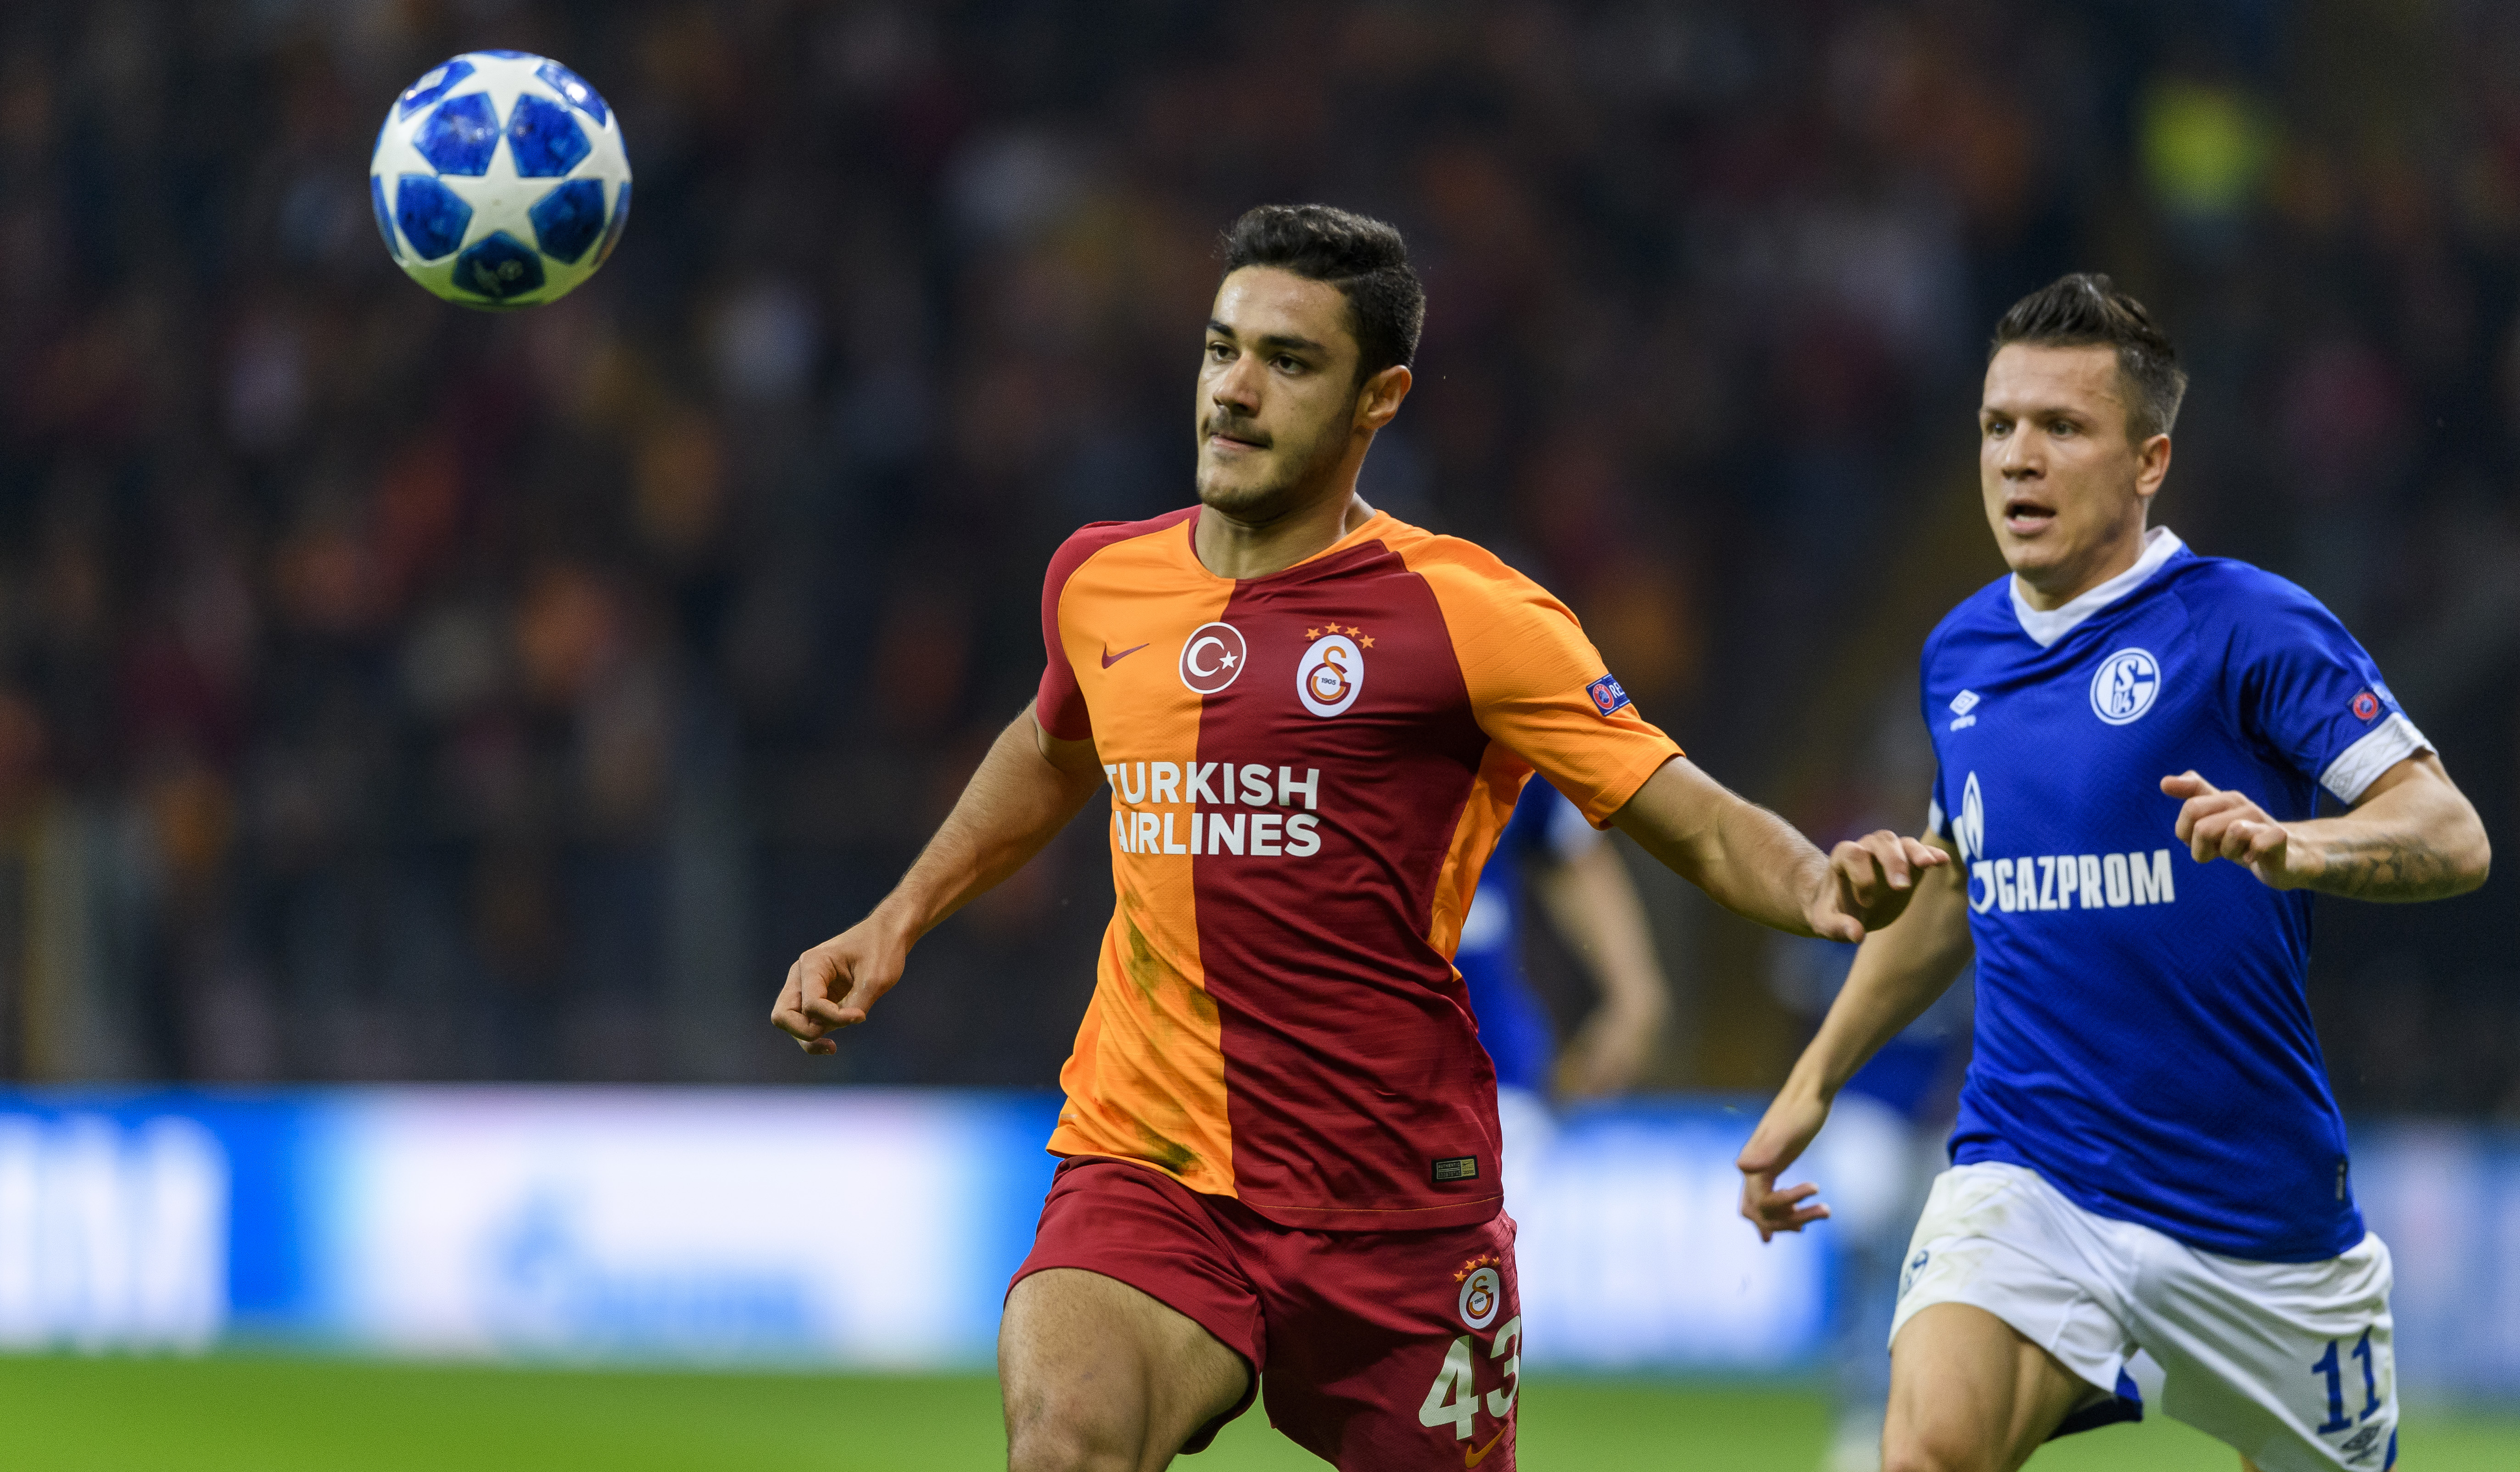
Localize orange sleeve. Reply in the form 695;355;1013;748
1411;538;1684;826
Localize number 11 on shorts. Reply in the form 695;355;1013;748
2312;1327;2380;1435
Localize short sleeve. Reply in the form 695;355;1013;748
1423;551;1685;826
1920;647;1954;842
1033;530;1108;742
2229;579;2432;804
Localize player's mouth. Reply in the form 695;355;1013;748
1203;416;1270;454
2003;495;2056;536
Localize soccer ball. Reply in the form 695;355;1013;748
369;51;631;310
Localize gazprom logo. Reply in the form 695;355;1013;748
1957;772;1992;911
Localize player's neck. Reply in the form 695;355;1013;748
2013;519;2151;612
1194;490;1377;581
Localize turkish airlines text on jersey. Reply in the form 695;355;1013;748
1107;761;1325;858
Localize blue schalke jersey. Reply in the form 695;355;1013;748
1455;781;1597;1093
1922;529;2431;1262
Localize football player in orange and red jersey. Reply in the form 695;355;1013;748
774;204;1944;1472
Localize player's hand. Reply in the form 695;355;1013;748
771;912;914;1054
2162;771;2302;889
1736;1086;1832;1243
1806;831;1950;943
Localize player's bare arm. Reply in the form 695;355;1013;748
1736;839;1974;1241
1609;756;1948;945
1531;841;1673;1097
771;706;1104;1053
2162;751;2489;902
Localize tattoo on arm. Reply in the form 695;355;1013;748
2308;834;2468;902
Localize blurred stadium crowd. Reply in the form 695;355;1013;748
0;1;2508;1110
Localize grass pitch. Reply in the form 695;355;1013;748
0;1356;2512;1469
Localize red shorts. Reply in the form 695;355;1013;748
1011;1158;1522;1471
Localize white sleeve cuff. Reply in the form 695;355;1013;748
2319;712;2433;804
1925;798;1947;838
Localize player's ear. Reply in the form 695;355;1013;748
1355;363;1411;430
2134;430;2172;496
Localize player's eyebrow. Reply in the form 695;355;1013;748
1983;398;2100;419
1207;320;1328;356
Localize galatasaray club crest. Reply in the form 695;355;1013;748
1297;624;1366;717
1455;1253;1503;1331
1179;623;1246;695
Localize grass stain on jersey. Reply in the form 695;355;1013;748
1122;915;1164;1007
1133;1120;1197;1174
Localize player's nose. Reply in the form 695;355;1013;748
1209;353;1263;407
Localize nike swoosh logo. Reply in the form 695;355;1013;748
1101;642;1151;669
1464;1425;1510;1466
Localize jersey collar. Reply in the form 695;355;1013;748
2010;526;2187;648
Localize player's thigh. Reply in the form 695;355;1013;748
1252;1211;1522;1471
1885;1302;2090;1472
1000;1268;1249;1472
2134;1234;2397;1472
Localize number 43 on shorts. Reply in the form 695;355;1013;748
1419;1317;1521;1447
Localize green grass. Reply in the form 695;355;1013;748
0;1357;2511;1469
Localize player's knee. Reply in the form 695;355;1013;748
1880;1423;1999;1472
1004;1408;1139;1472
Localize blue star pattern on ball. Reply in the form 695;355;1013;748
392;176;473;261
506;95;592;177
415;93;501;175
527;179;607;264
455;233;547;301
369;50;631;310
396;58;475;120
534;59;610;128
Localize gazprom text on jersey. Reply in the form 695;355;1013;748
1972;849;2177;914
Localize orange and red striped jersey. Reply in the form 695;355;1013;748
1034;507;1683;1230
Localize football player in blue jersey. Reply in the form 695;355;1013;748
1455;778;1675;1192
1735;274;2490;1472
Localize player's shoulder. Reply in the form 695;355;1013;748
2157;551;2323;612
2155;552;2349;644
1922;574;2017;671
1045;506;1199;589
1373;517;1568;613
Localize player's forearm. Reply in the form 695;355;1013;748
1782;858;1972;1102
1610;759;1834;937
1673;800;1835;937
2283;787;2490;901
873;708;1102;940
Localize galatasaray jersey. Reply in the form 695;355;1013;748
1034;506;1683;1231
1922;528;2431;1262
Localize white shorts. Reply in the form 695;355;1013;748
1890;1162;2397;1472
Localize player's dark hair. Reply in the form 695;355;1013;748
1220;204;1425;385
1991;273;2189;442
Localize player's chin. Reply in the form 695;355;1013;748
1196;470;1300;521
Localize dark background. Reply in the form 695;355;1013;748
0;0;2508;1115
